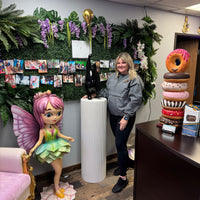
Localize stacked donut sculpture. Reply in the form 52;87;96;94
160;49;191;127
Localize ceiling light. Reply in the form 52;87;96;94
186;4;200;11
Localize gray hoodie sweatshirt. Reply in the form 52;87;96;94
99;73;143;117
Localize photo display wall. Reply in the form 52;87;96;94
0;59;116;89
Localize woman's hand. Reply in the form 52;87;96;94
119;118;128;131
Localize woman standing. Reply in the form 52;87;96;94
84;52;143;193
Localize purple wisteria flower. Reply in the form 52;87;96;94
38;18;61;47
69;21;80;38
92;25;97;38
52;23;59;38
106;23;112;48
81;22;87;34
99;23;105;35
123;38;127;49
38;19;51;33
58;20;64;31
75;27;80;38
38;18;51;48
16;35;23;47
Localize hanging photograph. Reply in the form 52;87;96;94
100;73;108;81
82;75;85;84
38;60;48;73
15;74;29;85
68;61;76;73
75;74;82;86
0;60;5;74
13;59;24;73
109;59;115;71
30;75;40;89
4;60;15;74
54;75;62;87
75;61;86;70
41;76;54;85
5;75;16;88
25;60;38;70
100;60;109;68
47;59;60;68
59;61;68;74
63;75;74;83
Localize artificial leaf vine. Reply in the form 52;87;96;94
0;0;42;52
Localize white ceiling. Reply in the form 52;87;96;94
107;0;200;17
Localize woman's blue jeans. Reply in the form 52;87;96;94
109;114;136;176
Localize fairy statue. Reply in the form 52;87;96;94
11;90;74;198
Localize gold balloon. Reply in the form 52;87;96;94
83;9;93;26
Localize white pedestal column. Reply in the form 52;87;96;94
81;97;107;183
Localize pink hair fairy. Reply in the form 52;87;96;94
33;90;64;128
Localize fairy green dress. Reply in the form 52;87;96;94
35;127;71;164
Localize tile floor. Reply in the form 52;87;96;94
35;158;134;200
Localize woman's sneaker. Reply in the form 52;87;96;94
112;177;128;193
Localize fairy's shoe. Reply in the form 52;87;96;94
59;188;65;193
55;190;65;198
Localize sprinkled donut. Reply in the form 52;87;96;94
160;116;183;127
162;108;184;119
163;72;190;82
161;99;186;110
162;81;187;92
163;91;189;101
166;49;190;73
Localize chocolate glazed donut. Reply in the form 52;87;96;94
160;116;183;127
163;72;190;82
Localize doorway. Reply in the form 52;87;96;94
174;33;200;104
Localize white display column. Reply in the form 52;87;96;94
81;97;107;183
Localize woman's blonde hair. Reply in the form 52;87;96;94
115;52;137;81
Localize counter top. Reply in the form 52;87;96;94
136;120;200;166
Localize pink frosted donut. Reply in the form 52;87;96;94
163;91;189;101
162;81;187;91
166;49;190;73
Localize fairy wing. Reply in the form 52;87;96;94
11;105;40;153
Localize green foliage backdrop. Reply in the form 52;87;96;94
0;6;162;126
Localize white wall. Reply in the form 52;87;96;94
1;0;200;175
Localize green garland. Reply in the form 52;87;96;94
0;6;162;126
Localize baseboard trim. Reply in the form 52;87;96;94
35;153;117;182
